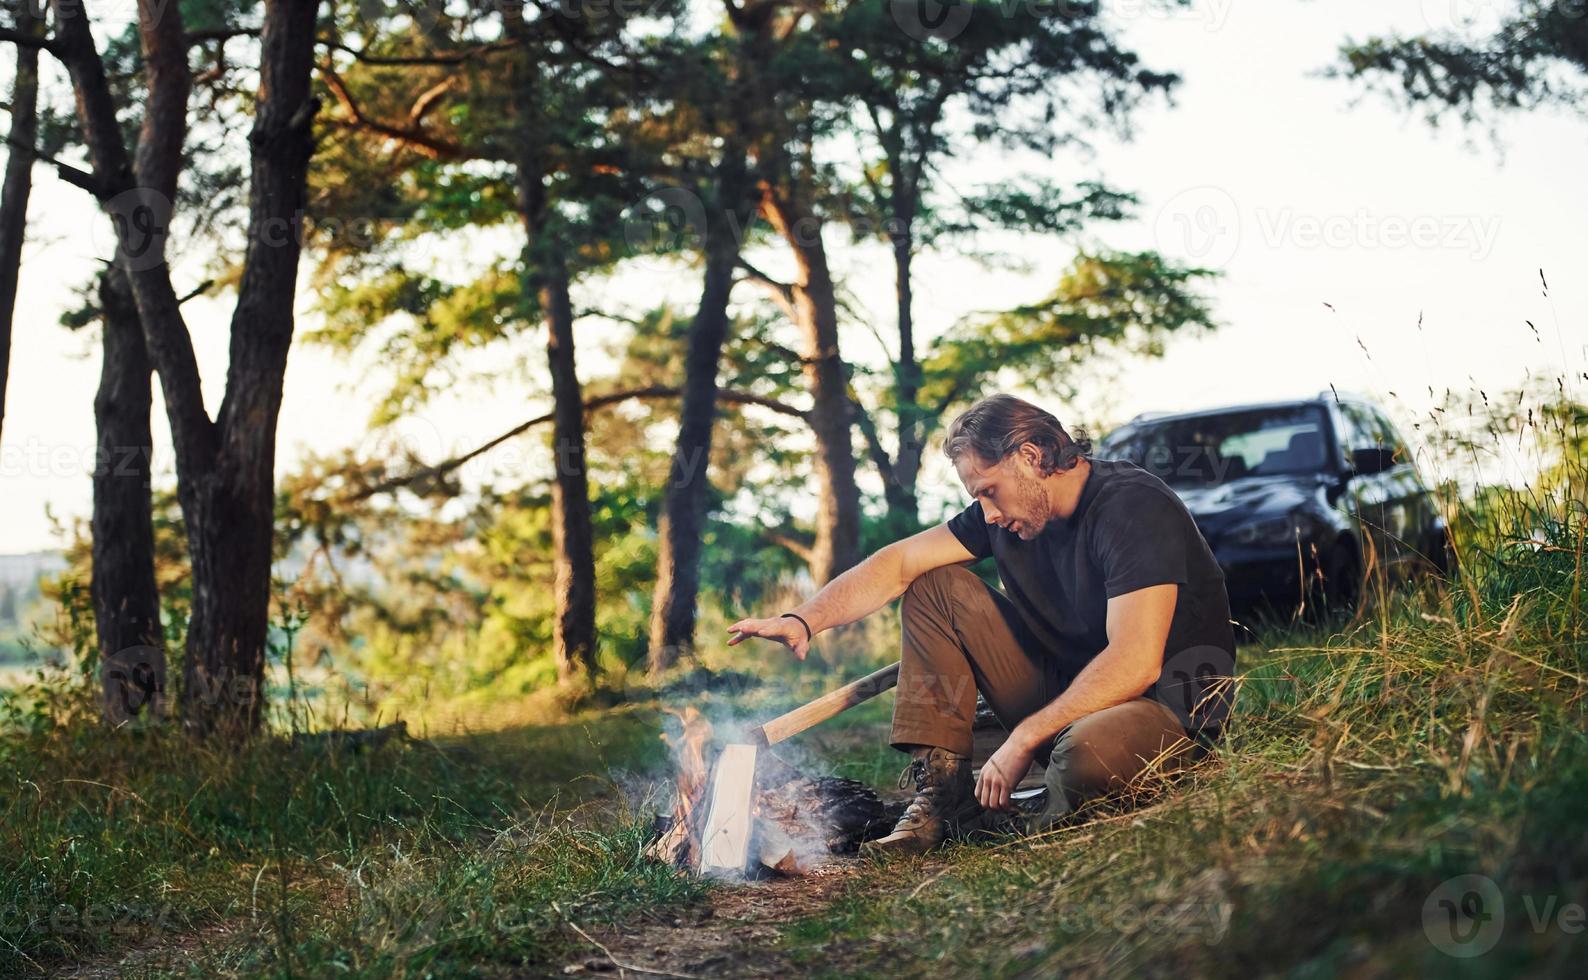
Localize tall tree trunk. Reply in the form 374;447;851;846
0;0;42;442
647;158;751;673
179;0;320;737
54;0;321;737
763;194;862;585
507;14;597;682
179;462;273;734
730;6;861;585
539;252;599;681
886;213;925;532
92;266;164;723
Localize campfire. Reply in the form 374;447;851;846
648;667;903;878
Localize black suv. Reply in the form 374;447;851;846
1098;392;1450;622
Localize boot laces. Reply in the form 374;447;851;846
897;756;930;791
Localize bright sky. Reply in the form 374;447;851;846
3;1;1585;553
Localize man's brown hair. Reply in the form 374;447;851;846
943;394;1092;476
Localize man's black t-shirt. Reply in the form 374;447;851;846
945;456;1237;736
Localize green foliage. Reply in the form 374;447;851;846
313;264;527;425
1335;1;1588;127
919;250;1219;419
302;0;678;421
823;0;1178;244
29;489;191;679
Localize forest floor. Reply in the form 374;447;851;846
5;573;1588;978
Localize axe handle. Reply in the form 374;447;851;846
751;661;901;746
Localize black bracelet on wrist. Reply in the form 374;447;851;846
780;612;813;643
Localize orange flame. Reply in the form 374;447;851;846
650;706;718;868
661;705;714;803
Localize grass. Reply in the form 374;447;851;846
0;694;701;976
1;393;1584;977
773;618;1588;976
12;559;1581;977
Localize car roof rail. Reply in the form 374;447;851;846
1128;411;1170;424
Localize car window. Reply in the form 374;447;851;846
1336;402;1412;469
1108;405;1331;486
1220;424;1320;472
1340;404;1381;454
1370;408;1412;467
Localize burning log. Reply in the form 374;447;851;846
649;744;894;877
649;706;714;868
648;703;897;877
747;752;893;874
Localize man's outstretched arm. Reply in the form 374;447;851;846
728;524;977;659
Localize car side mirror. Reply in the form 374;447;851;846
1350;447;1395;476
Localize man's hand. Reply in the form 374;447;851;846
727;616;810;660
976;729;1041;812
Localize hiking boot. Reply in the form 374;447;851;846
860;746;975;857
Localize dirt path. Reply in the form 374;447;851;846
563;860;869;978
43;920;246;979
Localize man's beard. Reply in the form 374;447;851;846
1010;474;1052;540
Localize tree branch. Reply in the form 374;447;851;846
0;132;106;196
848;389;899;492
185;27;257;47
77;275;213;325
355;385;809;499
744;333;813;368
764;527;817;566
735;256;796;320
407;77;455;126
0;27;58;55
186;30;516;66
931;376;967;419
325;38;518;67
320;65;474;160
50;0;216;463
177;278;214;305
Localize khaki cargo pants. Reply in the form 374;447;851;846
890;564;1202;818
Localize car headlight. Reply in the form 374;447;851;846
1227;516;1306;548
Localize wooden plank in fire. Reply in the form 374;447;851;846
697;743;758;875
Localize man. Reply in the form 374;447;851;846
729;394;1237;854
